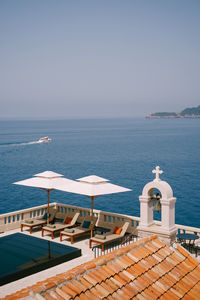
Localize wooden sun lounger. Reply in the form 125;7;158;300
60;227;91;244
60;218;96;244
21;219;47;234
21;209;57;234
42;212;80;239
89;222;130;251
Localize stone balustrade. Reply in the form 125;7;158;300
0;203;199;237
0;203;56;232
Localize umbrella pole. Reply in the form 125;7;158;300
47;190;50;224
91;196;94;238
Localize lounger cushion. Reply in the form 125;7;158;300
25;219;34;224
64;228;75;233
82;221;90;228
64;217;72;224
47;224;56;228
113;227;122;235
95;234;106;240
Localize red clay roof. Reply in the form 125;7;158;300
3;235;200;300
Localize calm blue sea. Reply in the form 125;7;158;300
0;118;199;228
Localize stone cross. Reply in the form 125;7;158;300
152;166;163;181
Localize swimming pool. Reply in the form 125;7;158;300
0;233;81;286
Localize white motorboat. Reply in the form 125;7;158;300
38;136;52;143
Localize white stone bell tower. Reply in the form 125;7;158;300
137;166;177;245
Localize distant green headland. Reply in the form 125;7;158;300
146;105;200;119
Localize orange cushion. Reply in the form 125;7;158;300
64;217;72;224
113;227;122;235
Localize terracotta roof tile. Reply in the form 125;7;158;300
153;239;166;247
102;264;117;277
114;258;129;270
104;278;118;291
77;294;91;300
84;290;99;300
141;288;158;300
106;296;116;300
136;247;152;258
144;242;160;253
128;264;144;277
171;251;186;263
119;254;135;266
143;285;161;299
55;287;72;300
126;251;140;262
94;284;110;297
145;254;159;266
160;289;180;300
176;264;190;277
158;246;173;256
100;281;114;294
78;277;93;290
97;266;112;280
87;270;103;284
146;268;160;281
114;273;127;286
152;252;164;263
133;294;147;300
122;269;135;281
137;259;151;272
83;273;99;286
158;260;173;275
109;275;123;288
156;278;171;293
173;283;188;297
159;273;175;290
192;267;200;278
138;258;152;270
109;292;123;300
185;281;200;300
115;289;130;300
151;240;164;249
67;281;83;295
179;277;195;292
109;260;123;273
132;248;150;260
182;294;197;300
120;285;137;298
140;273;154;287
61;284;77;298
72;279;87;294
49;290;64;300
42;293;55;300
136;275;150;290
92;268;107;281
185;271;199;286
152;281;166;295
177;244;190;256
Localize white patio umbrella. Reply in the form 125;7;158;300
13;171;75;224
54;175;132;237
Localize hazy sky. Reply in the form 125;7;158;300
0;0;200;119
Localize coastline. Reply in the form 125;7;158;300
146;114;200;119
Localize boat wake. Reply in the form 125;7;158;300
0;140;46;148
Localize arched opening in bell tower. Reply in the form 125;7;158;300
148;188;162;222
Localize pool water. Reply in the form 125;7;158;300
0;233;81;286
